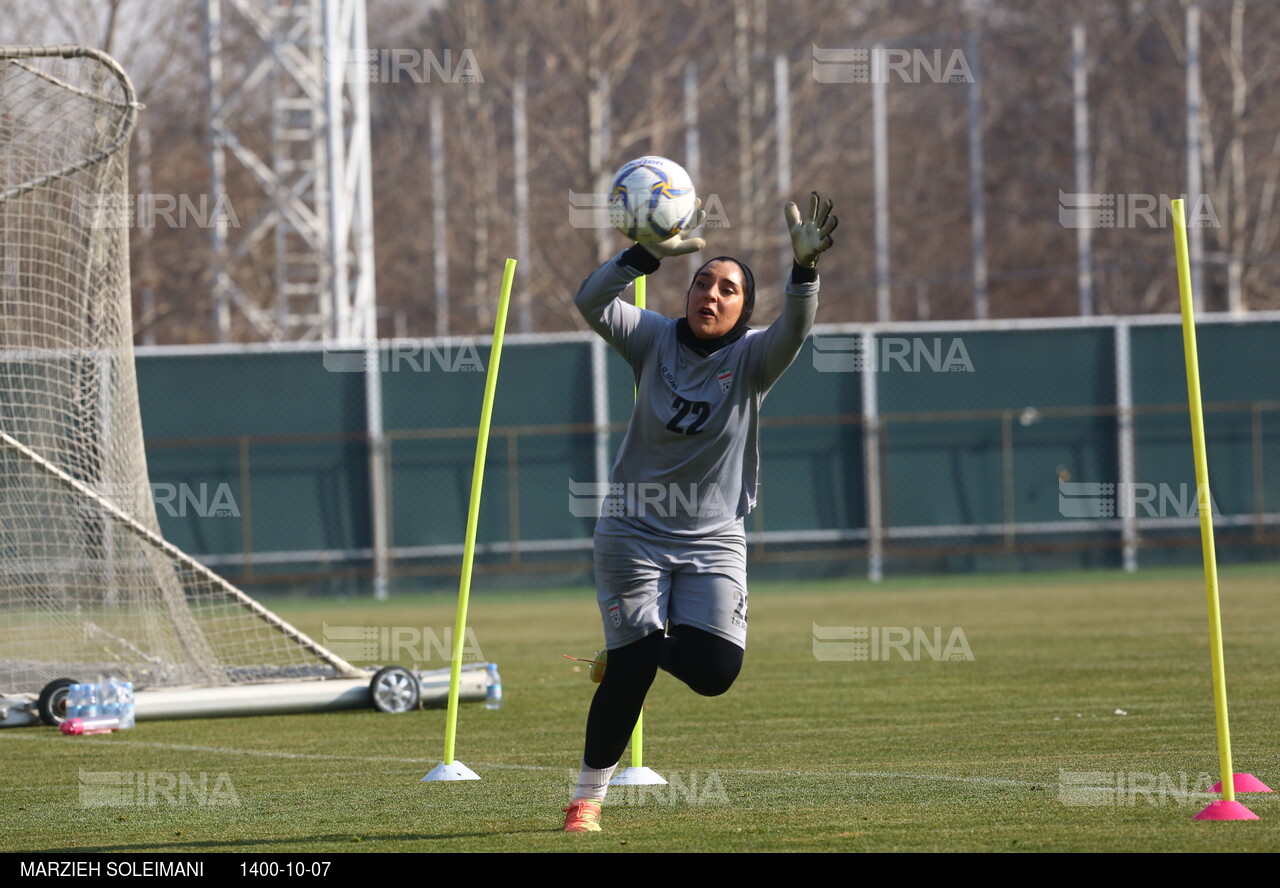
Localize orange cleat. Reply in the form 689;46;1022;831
562;798;603;832
562;650;607;683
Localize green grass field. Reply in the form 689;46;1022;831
3;566;1278;854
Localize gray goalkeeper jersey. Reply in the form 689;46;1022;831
575;251;819;539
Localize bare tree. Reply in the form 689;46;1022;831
4;0;1279;341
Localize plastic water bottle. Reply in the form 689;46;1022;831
66;683;87;720
485;664;503;710
103;678;121;722
82;682;102;719
118;681;135;730
100;677;134;729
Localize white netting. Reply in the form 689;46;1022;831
0;46;356;695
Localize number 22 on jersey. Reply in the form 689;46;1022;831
666;396;710;435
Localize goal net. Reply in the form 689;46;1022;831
0;46;359;698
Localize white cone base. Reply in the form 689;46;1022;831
610;766;667;786
421;761;480;782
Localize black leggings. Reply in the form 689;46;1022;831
583;625;744;769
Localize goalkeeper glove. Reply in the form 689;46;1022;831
640;200;707;259
785;192;838;268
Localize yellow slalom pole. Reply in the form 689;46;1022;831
629;274;647;772
1172;201;1257;819
607;272;663;787
631;712;645;767
424;257;516;782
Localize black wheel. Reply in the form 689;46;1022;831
369;666;419;714
37;678;79;726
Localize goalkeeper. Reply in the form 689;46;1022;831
563;192;838;832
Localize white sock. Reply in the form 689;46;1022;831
573;760;618;802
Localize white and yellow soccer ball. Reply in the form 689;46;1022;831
607;156;699;244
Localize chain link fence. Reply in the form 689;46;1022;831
134;311;1280;595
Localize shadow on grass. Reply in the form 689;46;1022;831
24;828;574;853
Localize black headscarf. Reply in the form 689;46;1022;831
675;256;756;357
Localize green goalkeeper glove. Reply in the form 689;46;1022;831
785;192;838;268
640;200;707;259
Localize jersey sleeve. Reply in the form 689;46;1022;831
574;246;668;369
745;266;819;393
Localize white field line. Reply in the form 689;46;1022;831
0;733;1218;797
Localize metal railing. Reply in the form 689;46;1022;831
134;312;1280;591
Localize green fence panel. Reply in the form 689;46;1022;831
125;321;1280;593
137;351;370;571
876;328;1116;532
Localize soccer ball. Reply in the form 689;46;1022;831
608;156;698;244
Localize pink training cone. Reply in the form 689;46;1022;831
1211;774;1273;794
1194;799;1258;821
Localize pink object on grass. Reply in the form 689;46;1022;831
1210;773;1272;794
1193;799;1259;821
60;716;120;735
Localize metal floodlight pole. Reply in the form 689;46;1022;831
775;53;793;290
684;61;701;282
872;44;890;322
1186;4;1205;313
966;30;988;320
204;0;377;342
206;0;384;597
1072;21;1093;318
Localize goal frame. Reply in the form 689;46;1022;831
0;45;383;726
